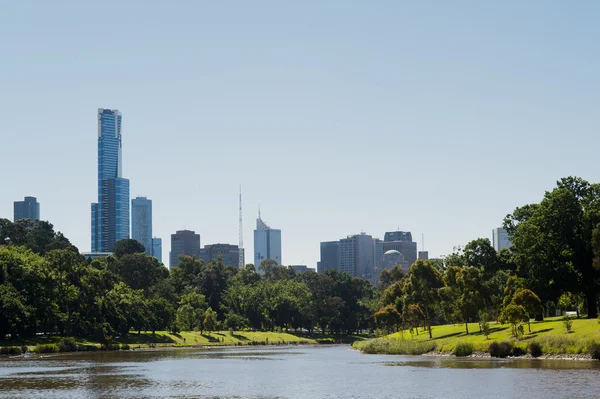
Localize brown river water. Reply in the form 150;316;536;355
1;345;599;398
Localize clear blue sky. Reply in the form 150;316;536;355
2;1;599;268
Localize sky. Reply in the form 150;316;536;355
1;1;599;268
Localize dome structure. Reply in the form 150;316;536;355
384;249;401;255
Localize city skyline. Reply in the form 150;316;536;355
2;2;599;268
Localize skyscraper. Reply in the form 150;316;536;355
14;196;40;221
152;237;163;263
383;231;417;268
253;212;281;268
339;233;376;281
91;109;130;253
317;241;339;273
170;230;201;268
492;227;512;252
132;197;152;256
199;243;244;268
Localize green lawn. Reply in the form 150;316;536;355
355;316;600;355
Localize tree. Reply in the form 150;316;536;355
113;239;146;258
203;307;217;332
463;238;503;278
175;291;208;332
374;305;401;332
403;260;444;338
444;266;484;334
505;177;600;318
512;289;542;332
499;304;529;338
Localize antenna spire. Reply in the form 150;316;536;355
238;185;244;269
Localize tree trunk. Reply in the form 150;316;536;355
428;325;432;339
528;321;531;333
465;322;469;335
586;288;598;319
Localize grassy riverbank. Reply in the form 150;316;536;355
354;316;600;357
1;331;366;354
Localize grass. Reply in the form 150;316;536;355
354;316;600;356
2;330;365;353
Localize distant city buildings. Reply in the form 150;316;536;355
289;265;314;274
383;231;417;268
418;251;429;260
132;197;152;256
152;237;162;262
492;227;512;252
170;229;201;268
254;212;281;268
91;108;130;253
14;196;40;221
200;243;244;268
382;249;409;273
317;241;339;273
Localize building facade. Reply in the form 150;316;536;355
253;214;281;268
317;241;339;273
91;108;130;253
492;227;512;252
169;229;200;268
14;196;40;221
382;231;417;268
199;243;244;267
339;233;376;281
132;197;152;256
289;265;313;274
382;249;410;273
418;251;429;260
152;237;162;262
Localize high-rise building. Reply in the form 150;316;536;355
418;251;429;260
492;227;512;252
170;230;201;268
289;265;313;274
383;231;417;268
199;243;244;267
253;213;281;268
91;108;130;253
132;197;152;256
382;250;410;273
339;233;376;281
152;237;162;263
14;196;40;221
317;241;339;273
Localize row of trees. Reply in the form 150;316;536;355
2;176;599;341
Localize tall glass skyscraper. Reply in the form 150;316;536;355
91;109;130;253
253;213;281;269
132;197;152;256
14;196;40;221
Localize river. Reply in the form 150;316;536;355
1;345;599;398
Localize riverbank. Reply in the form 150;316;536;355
1;330;366;355
353;316;600;359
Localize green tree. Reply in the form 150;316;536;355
374;305;401;332
505;177;600;318
444;266;484;334
499;304;529;338
512;289;542;332
203;307;217;332
113;239;146;258
403;260;444;338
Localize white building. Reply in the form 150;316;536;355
492;227;512;252
254;213;281;269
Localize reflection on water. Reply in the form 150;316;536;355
1;346;599;399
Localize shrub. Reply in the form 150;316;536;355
360;338;436;355
511;345;526;357
34;344;58;353
0;346;22;355
529;342;543;358
453;342;473;357
58;337;77;352
590;343;600;360
76;344;99;352
563;316;574;333
120;344;130;350
489;342;513;358
101;343;120;351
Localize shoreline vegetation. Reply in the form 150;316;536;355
0;331;364;356
353;316;600;360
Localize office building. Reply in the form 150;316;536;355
254;212;281;268
152;237;162;263
132;197;152;256
492;227;512;252
14;196;40;221
289;265;313;274
382;249;410;273
317;241;339;273
418;251;429;260
339;233;376;281
91;108;130;253
170;230;201;268
383;231;417;268
200;243;244;267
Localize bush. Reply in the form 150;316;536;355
34;344;58;353
120;344;130;350
58;337;77;352
359;338;437;355
511;345;526;357
563;316;573;333
76;344;99;352
489;342;513;358
590;343;600;360
101;343;120;351
0;346;22;355
453;342;473;357
529;342;543;358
